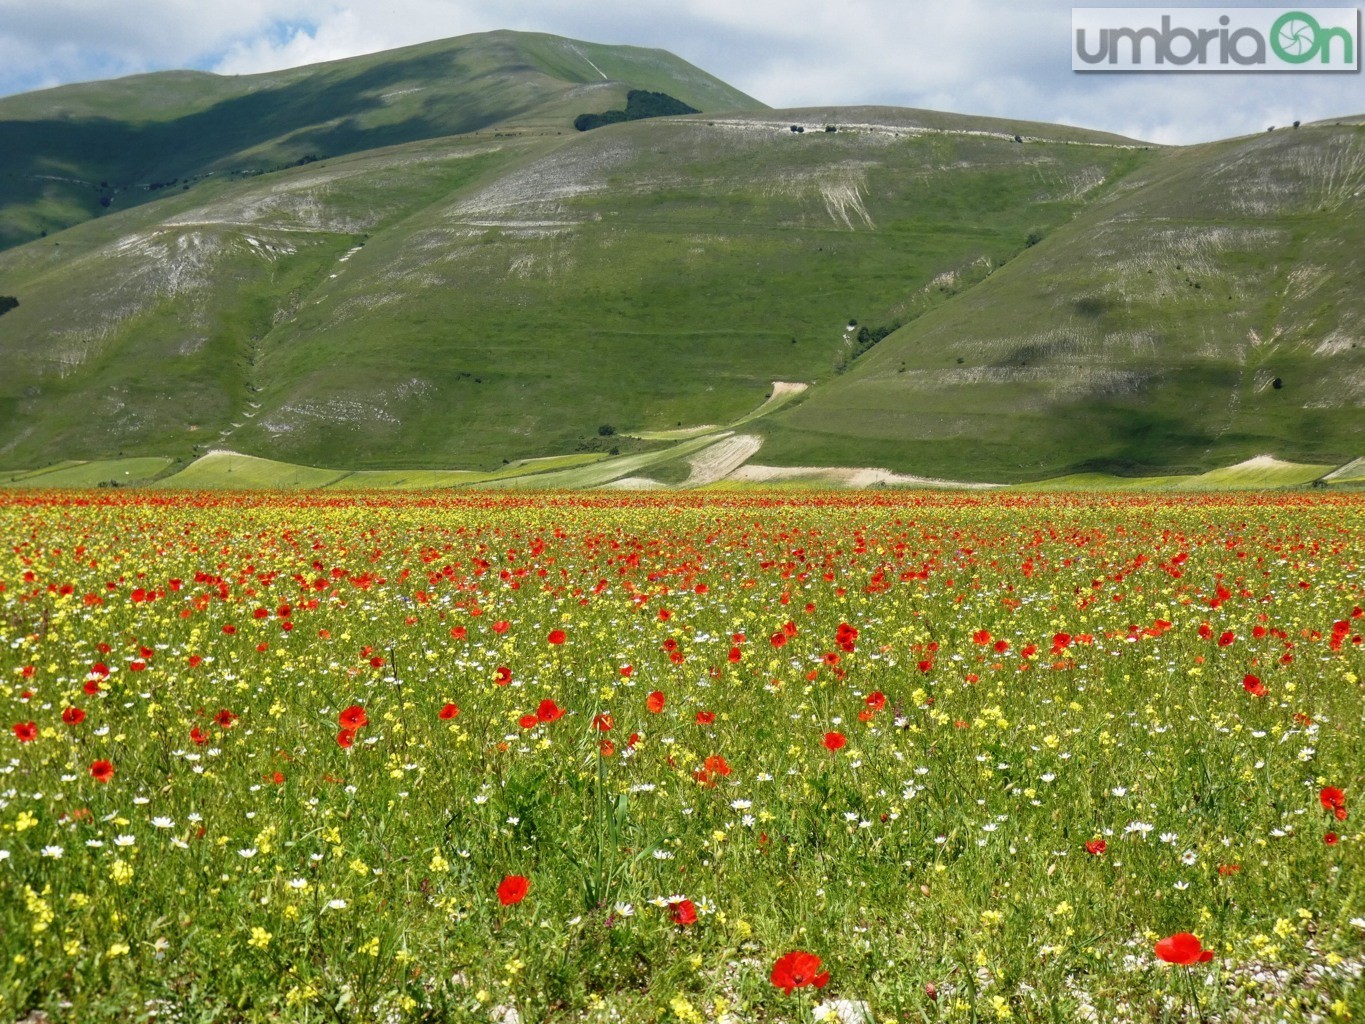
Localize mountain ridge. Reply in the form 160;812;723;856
0;31;1360;485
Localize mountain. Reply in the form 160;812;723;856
0;30;763;249
765;120;1365;479
0;32;1360;486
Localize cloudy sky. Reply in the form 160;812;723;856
0;0;1360;143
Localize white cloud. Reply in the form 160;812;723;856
0;0;1360;143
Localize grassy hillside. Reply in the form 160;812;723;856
768;122;1365;480
0;33;1360;484
0;30;764;249
0;100;1151;472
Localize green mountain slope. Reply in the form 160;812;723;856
0;97;1151;471
767;122;1365;480
0;30;764;249
0;33;1360;484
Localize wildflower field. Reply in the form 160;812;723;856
1;490;1361;1023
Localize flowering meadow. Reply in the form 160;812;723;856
1;490;1362;1023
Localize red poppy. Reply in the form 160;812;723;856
215;709;238;728
728;646;743;663
771;950;830;994
1154;933;1214;965
13;722;36;743
494;665;512;686
668;898;697;926
438;702;460;720
497;874;529;905
338;705;368;730
336;728;355;749
592;713;615;732
823;731;847;752
1217;864;1241;876
518;714;539;729
190;726;209;745
1085;839;1106;855
90;759;114;783
646;691;666;713
864;691;886;711
695;710;715;725
536;699;565;723
1218;631;1235;647
1320;787;1348;821
62;707;86;726
1242;674;1267;697
769;632;787;648
973;629;992;645
547;629;567;645
1325;832;1339;845
704;754;732;776
491;620;510;634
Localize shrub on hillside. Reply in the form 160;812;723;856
574;91;699;132
0;296;18;317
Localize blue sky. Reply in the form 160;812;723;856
0;0;1360;143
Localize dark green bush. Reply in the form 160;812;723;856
574;91;698;132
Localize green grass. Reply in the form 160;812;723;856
624;425;720;441
1013;472;1192;492
158;451;349;489
1322;457;1365;485
0;461;87;483
324;470;492;490
1169;458;1333;490
325;454;613;489
1013;458;1335;492
484;434;726;489
0;457;173;487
